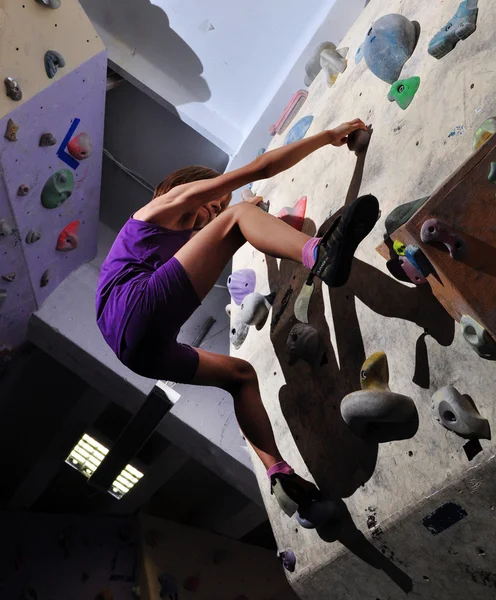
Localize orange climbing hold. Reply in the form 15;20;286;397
56;220;80;251
277;196;307;231
67;132;92;160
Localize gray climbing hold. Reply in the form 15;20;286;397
1;272;16;282
40;269;50;288
460;315;496;360
35;0;61;7
286;323;325;367
385;197;429;236
230;320;249;350
320;46;347;87
304;42;337;86
239;292;275;330
17;184;30;197
44;50;65;79
25;230;41;244
0;289;6;310
432;386;490;440
363;14;420;84
428;0;478;60
294;281;314;324
341;352;418;442
347;127;371;154
0;219;13;236
4;77;22;101
39;132;57;147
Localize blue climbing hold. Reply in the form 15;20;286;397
284;116;314;146
355;44;364;64
363;14;420;84
428;0;479;60
405;245;433;277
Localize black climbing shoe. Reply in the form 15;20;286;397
311;194;379;287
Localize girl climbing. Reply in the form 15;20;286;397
96;118;379;525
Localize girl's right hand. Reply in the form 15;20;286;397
328;119;368;147
242;189;264;205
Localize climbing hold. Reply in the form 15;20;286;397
242;189;270;212
488;162;496;182
44;50;66;79
304;42;338;86
347;127;371;154
239;291;276;330
94;589;113;600
270;89;308;136
56;220;80;251
41;169;74;209
393;240;406;256
320;46;347;87
227;269;256;305
286;323;325;367
68;132;92;160
230;320;249;350
35;0;61;7
428;0;479;60
363;14;420;84
386;257;411;283
5;118;19;141
404;245;433;277
39;132;57;147
420;218;468;260
17;184;30;197
432;386;490;439
385;197;429;236
294;280;314;324
341;352;419;442
399;256;427;285
355;43;364;64
157;573;177;600
277;196;307;231
183;576;200;592
388;76;420;110
473;117;496;151
1;272;16;282
4;77;22;101
460;315;496;360
284;116;314;146
0;290;6;310
0;219;13;236
40;270;50;287
25;229;41;244
278;549;296;573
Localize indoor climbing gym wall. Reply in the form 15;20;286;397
231;0;496;599
0;0;106;351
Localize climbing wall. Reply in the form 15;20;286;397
232;0;496;598
0;0;106;350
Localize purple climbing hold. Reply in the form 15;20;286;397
399;256;427;285
278;549;296;573
227;269;256;305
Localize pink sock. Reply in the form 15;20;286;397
302;237;321;269
267;460;294;480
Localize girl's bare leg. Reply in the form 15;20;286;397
175;202;310;300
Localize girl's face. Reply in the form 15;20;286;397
193;193;232;229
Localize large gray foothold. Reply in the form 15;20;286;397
239;292;275;330
340;352;419;443
286;323;324;367
44;50;65;79
460;315;496;360
432;386;490;440
363;14;420;84
229;320;249;350
0;218;13;236
25;229;41;244
35;0;61;7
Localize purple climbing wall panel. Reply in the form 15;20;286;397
0;50;107;350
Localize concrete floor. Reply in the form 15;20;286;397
232;0;496;597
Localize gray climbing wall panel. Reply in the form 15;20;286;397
0;50;107;350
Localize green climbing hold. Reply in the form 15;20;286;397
488;162;496;182
388;76;420;110
41;169;74;209
393;240;406;256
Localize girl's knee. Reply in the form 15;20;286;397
225;358;258;393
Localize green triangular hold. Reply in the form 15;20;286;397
388;76;421;110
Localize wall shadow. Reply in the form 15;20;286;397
81;0;211;103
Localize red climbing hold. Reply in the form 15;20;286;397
277;196;307;231
67;132;92;160
183;576;200;592
56;220;80;251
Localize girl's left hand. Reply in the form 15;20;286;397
242;193;264;206
328;119;368;147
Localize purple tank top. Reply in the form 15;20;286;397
96;217;192;356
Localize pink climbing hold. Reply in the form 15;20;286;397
56;220;80;251
183;576;200;592
277;196;307;231
270;90;308;136
67;132;92;160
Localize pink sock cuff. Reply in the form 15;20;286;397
267;460;295;479
302;237;321;269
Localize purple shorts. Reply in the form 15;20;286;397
120;257;201;383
